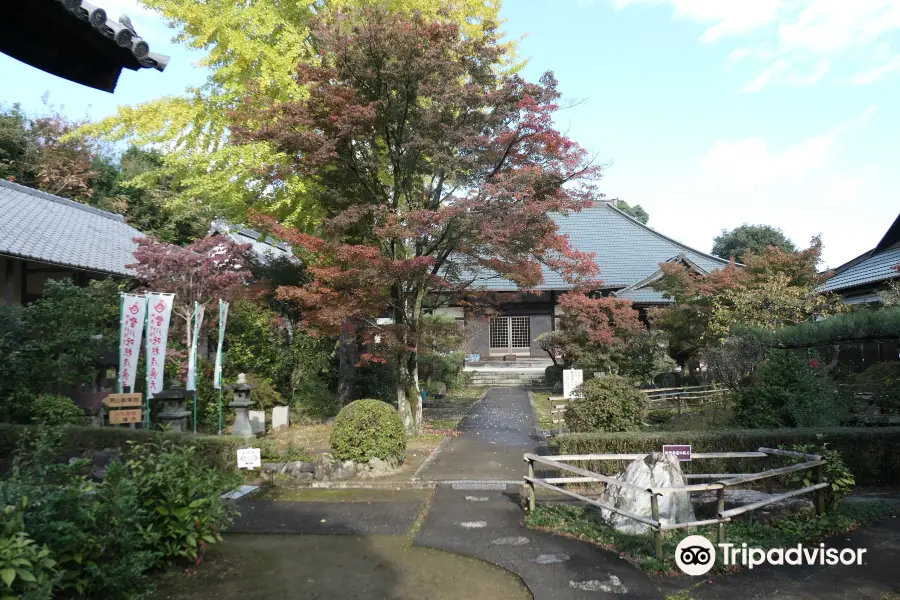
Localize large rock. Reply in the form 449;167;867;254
692;490;815;525
597;452;695;534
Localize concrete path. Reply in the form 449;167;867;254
415;482;663;599
418;387;544;481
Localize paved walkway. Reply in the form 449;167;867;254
418;387;543;481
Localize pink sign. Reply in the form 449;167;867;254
119;294;147;392
145;293;174;396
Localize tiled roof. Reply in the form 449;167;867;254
58;0;168;71
209;220;295;265
820;246;900;293
0;180;145;276
474;202;731;293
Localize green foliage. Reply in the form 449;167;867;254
535;330;566;365
329;399;406;463
544;364;564;388
618;330;677;386
614;199;649;224
564;376;647;433
734;350;846;428
712;224;796;263
763;307;900;348
0;500;55;600
31;395;86;428
125;438;240;562
549;427;900;487
786;438;855;510
0;430;239;598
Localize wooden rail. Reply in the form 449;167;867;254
523;446;827;560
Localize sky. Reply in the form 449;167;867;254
1;0;898;269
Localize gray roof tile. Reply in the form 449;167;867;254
476;202;730;294
0;180;145;276
820;246;900;292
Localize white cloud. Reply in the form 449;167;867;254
699;133;836;187
851;56;900;84
611;0;900;89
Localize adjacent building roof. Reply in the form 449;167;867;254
0;0;169;93
209;220;295;265
474;201;731;302
821;212;900;294
0;179;144;276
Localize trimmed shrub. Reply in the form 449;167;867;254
549;427;900;487
32;394;87;427
734;350;846;428
564;376;647;433
330;399;406;463
544;364;564;388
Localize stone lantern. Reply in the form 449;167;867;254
228;373;255;437
154;380;191;433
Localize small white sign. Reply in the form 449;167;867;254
562;369;584;399
236;448;261;470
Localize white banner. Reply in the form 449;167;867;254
145;292;175;396
118;294;147;393
186;301;205;391
213;300;229;390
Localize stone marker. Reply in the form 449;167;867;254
597;452;695;534
249;410;265;434
272;406;289;430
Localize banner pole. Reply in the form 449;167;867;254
117;294;124;394
144;304;151;430
218;387;223;436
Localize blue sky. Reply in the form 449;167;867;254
2;0;898;268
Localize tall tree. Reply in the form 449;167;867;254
234;6;600;432
712;224;796;263
614;199;649;224
77;0;503;229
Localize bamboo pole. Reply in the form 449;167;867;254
815;464;826;516
661;517;729;532
719;460;825;486
718;483;829;519
549;452;767;462
525;477;660;527
650;494;663;559
717;487;725;544
758;447;822;461
524;455;650;493
527;458;536;513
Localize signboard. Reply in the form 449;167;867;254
562;369;584;399
237;448;262;470
103;393;143;408
145;293;174;396
109;408;142;425
118;294;147;393
663;444;692;462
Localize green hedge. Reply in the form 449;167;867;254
0;424;254;472
757;307;900;348
549;427;900;487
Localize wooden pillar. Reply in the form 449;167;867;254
527;458;536;513
815;464;826;516
650;493;663;559
716;487;726;544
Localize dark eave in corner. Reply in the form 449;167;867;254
0;0;169;93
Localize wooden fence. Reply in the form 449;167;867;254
523;448;826;559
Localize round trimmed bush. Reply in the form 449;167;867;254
329;399;406;463
544;364;564;388
564;376;646;433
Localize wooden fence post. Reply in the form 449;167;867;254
527;458;536;513
716;487;725;544
650;493;663;559
814;464;826;516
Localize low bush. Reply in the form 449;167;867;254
329;399;406;463
544;364;564;388
32;394;87;427
564;376;646;433
734;350;846;428
0;431;240;598
549;427;900;487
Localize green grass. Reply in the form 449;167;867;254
526;500;899;576
644;403;735;432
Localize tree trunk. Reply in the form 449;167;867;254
337;324;358;407
393;288;424;436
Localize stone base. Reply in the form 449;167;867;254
691;490;815;525
263;455;402;486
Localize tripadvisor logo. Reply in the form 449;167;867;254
674;535;868;576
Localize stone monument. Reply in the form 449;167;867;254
229;373;255;437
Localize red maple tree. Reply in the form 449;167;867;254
129;236;251;372
232;6;601;432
